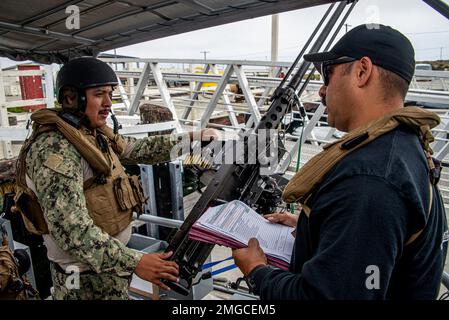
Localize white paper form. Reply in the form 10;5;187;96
196;200;295;262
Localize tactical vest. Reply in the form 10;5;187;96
14;109;146;237
282;107;441;245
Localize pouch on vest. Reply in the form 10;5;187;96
113;176;137;211
14;188;49;235
84;180;133;236
128;175;146;215
14;128;51;236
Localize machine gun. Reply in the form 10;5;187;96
162;0;357;296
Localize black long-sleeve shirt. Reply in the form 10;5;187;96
249;126;448;300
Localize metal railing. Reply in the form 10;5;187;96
1;57;449;164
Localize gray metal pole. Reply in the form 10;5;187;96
134;213;183;229
270;14;279;77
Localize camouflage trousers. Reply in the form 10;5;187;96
50;263;131;300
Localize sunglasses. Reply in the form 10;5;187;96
320;57;357;86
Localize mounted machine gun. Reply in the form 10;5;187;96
162;0;358;296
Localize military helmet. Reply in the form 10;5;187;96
56;57;118;105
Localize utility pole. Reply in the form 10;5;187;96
200;50;210;61
271;14;279;77
440;47;443;61
344;23;352;33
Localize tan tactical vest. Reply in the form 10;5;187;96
282;107;441;245
14;109;146;237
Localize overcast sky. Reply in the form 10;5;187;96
0;0;448;68
104;0;449;63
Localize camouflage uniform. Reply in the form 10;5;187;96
26;129;184;300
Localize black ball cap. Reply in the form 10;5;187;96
304;24;415;84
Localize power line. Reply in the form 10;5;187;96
415;46;449;51
214;44;305;59
406;30;449;35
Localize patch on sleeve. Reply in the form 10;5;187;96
43;154;73;177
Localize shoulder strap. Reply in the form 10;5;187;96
31;109;112;175
97;125;126;156
404;147;441;246
405;182;433;246
283;107;440;206
15;124;53;195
